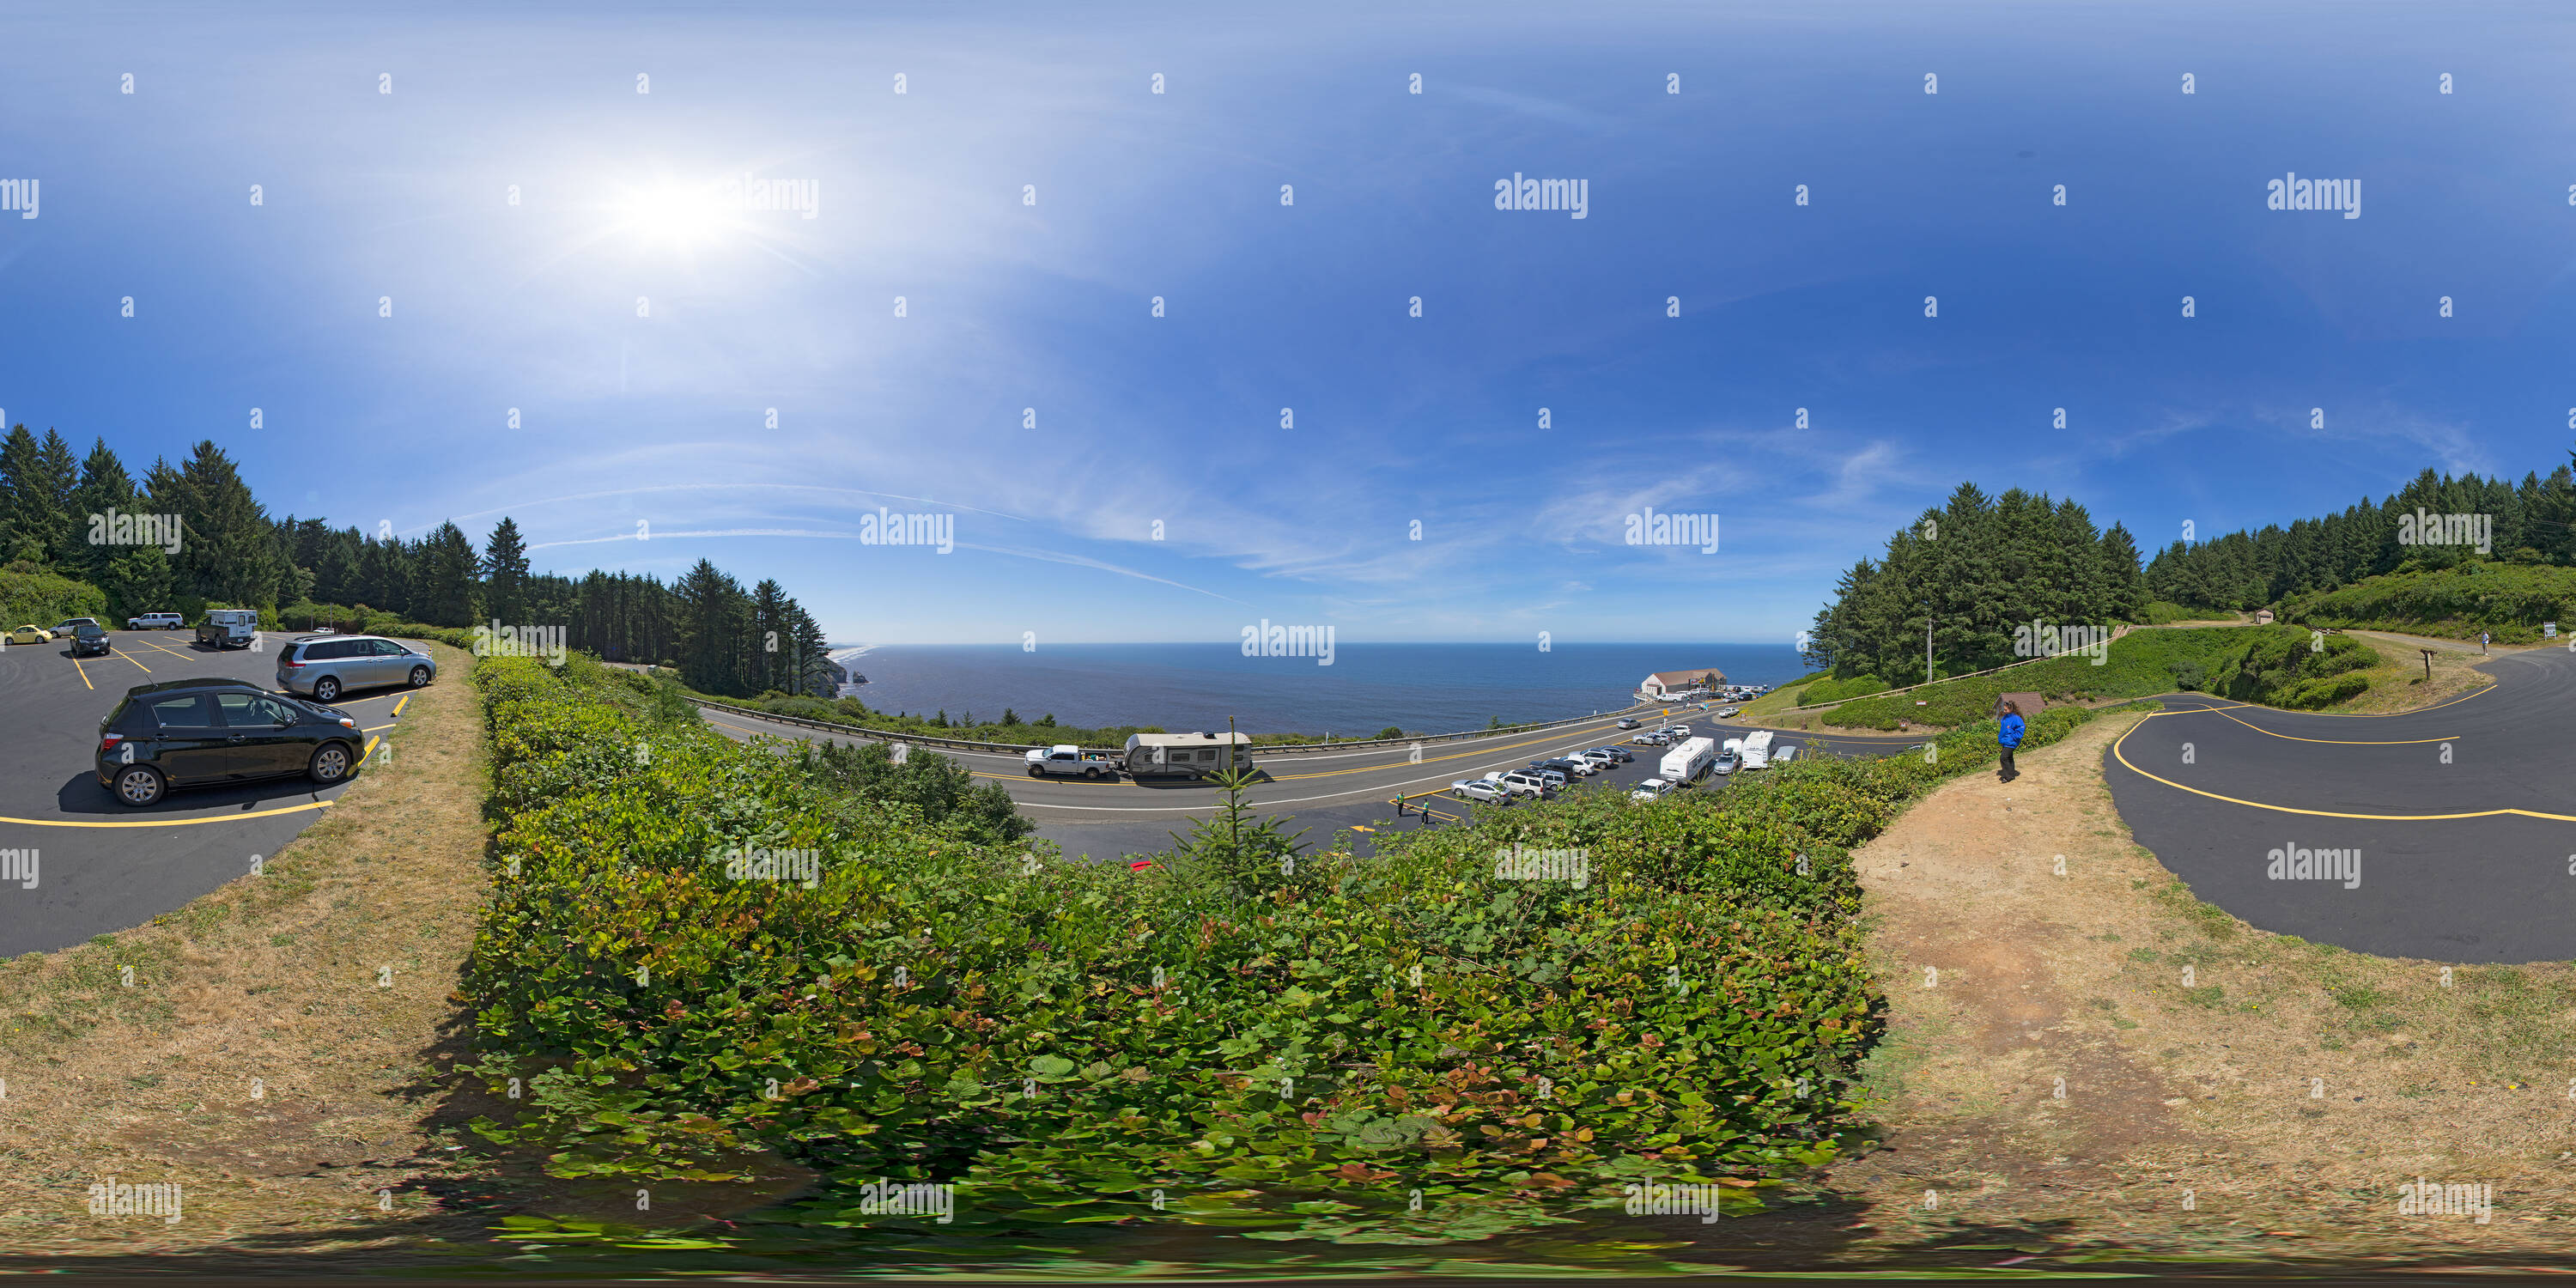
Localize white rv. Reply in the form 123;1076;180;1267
1124;732;1255;780
1657;736;1717;783
1738;730;1777;770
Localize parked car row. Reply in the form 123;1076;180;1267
1443;729;1803;811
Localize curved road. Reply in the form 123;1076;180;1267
2106;645;2576;963
694;702;1921;860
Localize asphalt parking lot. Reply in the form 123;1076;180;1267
0;629;413;957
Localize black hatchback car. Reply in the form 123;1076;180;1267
95;677;362;807
69;623;111;656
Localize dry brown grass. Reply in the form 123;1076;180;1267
1825;711;2576;1261
0;646;502;1255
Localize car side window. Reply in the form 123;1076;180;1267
147;694;215;727
374;639;408;655
214;692;266;727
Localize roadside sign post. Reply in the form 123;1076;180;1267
2419;648;2436;682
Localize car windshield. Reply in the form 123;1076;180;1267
76;625;104;637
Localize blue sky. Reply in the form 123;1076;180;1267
2;1;2571;644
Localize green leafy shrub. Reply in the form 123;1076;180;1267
0;567;107;629
2208;626;2379;708
458;653;2111;1237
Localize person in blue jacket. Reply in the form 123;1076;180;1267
1997;700;2025;781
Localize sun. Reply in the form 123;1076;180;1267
614;179;734;251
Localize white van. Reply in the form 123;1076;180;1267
196;608;260;649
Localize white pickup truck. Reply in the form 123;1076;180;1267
1024;744;1121;779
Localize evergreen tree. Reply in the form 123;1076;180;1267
481;517;531;624
413;522;480;626
66;437;137;583
167;440;282;607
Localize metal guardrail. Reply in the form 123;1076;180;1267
689;696;1675;758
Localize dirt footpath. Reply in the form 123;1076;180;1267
1822;711;2576;1263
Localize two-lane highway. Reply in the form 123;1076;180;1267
693;701;1919;860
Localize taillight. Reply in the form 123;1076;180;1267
283;658;304;667
99;733;124;752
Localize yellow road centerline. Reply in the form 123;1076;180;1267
2168;706;2459;744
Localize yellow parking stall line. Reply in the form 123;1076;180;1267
392;694;410;718
362;723;397;732
0;800;334;828
116;648;151;672
70;656;94;690
129;637;197;659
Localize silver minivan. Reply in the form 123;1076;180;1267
276;635;437;702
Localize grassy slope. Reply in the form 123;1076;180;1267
2281;562;2576;644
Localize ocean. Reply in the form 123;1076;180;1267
829;643;1807;737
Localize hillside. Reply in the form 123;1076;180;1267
2280;562;2576;644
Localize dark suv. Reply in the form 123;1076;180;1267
69;623;111;657
96;677;362;807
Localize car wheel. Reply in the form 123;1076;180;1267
313;676;340;702
1028;764;1043;778
114;765;166;807
309;743;352;785
409;665;431;687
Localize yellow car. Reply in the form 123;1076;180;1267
8;625;53;645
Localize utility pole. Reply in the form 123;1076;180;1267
1924;599;1935;685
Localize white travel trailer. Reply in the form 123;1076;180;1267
1737;730;1777;770
1657;736;1716;783
1124;731;1255;780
